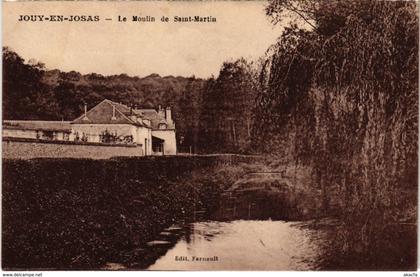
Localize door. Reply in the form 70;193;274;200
145;138;148;156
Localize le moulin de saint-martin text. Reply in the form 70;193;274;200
18;15;217;23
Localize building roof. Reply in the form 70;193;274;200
72;99;175;130
3;99;175;132
135;108;175;130
3;120;71;132
72;99;148;127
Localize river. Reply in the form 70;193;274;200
103;217;416;271
102;183;416;271
147;220;327;270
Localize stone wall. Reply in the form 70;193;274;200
3;139;143;159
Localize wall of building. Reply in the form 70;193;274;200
3;129;38;139
3;139;144;159
70;124;153;155
136;127;152;156
152;130;177;155
71;124;138;143
3;129;70;141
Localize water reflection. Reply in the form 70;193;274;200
148;220;327;270
116;185;415;271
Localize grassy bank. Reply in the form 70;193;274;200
2;156;259;269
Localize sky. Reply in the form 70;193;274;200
3;1;284;78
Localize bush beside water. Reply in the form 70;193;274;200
2;156;243;269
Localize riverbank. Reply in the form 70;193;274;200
2;155;266;269
2;155;416;270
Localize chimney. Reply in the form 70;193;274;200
165;107;173;125
158;105;165;118
82;103;89;121
111;105;116;120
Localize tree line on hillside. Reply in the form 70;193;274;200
3;47;257;154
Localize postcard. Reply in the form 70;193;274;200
2;0;418;273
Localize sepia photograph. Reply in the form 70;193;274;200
1;0;418;272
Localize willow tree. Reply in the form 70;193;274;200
254;0;418;267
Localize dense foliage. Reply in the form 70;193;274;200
2;156;231;269
199;59;259;153
253;0;418;268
